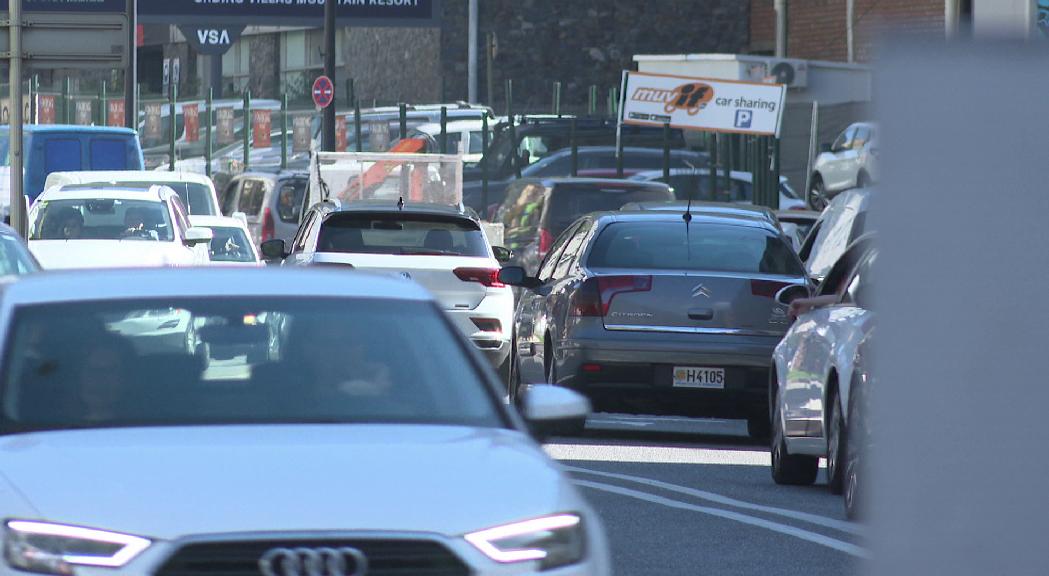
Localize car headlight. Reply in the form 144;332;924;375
4;521;151;574
464;513;584;570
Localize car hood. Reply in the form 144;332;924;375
28;240;186;270
0;425;573;540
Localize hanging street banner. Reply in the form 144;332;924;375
38;95;55;124
144;103;163;143
336;116;348;152
184;104;200;143
75;100;93;125
293;116;312;154
620;71;786;137
253;110;272;149
216;107;235;146
107;99;124;127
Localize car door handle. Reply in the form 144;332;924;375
688;308;714;321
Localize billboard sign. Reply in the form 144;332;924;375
620;71;786;137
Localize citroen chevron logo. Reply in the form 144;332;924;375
691;283;712;298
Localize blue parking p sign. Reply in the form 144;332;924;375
735;110;753;129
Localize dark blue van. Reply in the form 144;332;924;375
0;125;144;201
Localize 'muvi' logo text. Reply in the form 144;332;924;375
631;83;714;116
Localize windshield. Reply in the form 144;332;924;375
588;221;805;276
206;226;256;263
0;236;36;275
317;213;489;257
547;184;672;236
0;298;502;432
29;199;174;242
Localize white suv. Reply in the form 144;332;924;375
266;200;515;378
809;122;878;210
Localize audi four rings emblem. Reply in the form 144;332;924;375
258;547;368;576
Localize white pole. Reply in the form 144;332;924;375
467;0;478;103
9;0;24;237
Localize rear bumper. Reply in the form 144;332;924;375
445;293;513;369
555;333;779;418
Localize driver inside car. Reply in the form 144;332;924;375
121;207;158;240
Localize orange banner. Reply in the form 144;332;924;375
184;104;200;142
253;109;272;148
107;99;125;127
38;95;56;124
336;116;347;152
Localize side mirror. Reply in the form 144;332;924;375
498;265;540;289
820;142;832;153
775;284;812;307
492;246;514;263
184;227;214;246
521;385;591;440
260;239;287;260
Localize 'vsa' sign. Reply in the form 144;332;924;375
180;25;245;56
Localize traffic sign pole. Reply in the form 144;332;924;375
321;0;335;152
9;0;24;237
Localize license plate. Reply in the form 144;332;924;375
672;366;725;389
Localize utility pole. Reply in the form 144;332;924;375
467;0;477;102
322;0;336;152
775;0;788;58
125;0;136;130
9;0;24;236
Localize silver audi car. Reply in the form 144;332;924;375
501;210;809;438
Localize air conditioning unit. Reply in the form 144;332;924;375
767;59;808;89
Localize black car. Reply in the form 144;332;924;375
462;116;690;212
495;178;674;277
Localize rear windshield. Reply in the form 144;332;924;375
0;298;502;432
547;184;672;236
206;226;256;263
276;179;307;223
29;199;174;242
318;213;489;257
588;221;804;276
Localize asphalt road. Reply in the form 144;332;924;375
546;414;865;576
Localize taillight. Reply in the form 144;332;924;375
261;207;276;243
454;267;505;288
570;275;652;317
538;228;554;258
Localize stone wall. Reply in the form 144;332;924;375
341;27;442;105
440;0;750;113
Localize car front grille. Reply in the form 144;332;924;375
154;539;471;576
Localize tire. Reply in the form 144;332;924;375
507;337;522;408
544;338;557;385
826;389;846;494
843;391;863;520
856;171;871;188
771;402;819;485
809;175;828;211
747;411;771;440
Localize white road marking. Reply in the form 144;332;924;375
575;479;870;558
567;466;862;536
545;443;772;466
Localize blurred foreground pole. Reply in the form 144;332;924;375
168;83;176;171
467;0;477;102
125;0;137;130
280;93;288;170
662;123;670;183
321;0;336;152
242;89;250;170
570;117;578;177
709;133;718;200
439;106;448;154
481;114;489;213
354;98;362;152
205;88;213;178
9;0;24;237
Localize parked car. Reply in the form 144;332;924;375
0;125;145;206
0;267;609;576
771;234;877;490
500;210;808;436
220;171;308;246
27;184;213;269
462;116;690;212
799;187;875;283
171;129;309;188
266;199;515;376
189;215;262;266
809;122;879;210
0;223;39;276
44;170;222;216
776;209;820;242
495;178;674;276
629;168;806;211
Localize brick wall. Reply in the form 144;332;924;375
748;0;944;63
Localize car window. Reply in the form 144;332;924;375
852;127;871;150
553;219;591;279
317;213;489;257
501;183;546;231
546;184;673;237
294;211;318;251
276;180;306;223
237;179;266;216
207;226;256;263
588;222;803;275
0;236;36;275
30;199;174;242
0;297;503;431
221;180;241;215
538;221;579;282
806;192;866;280
831;127;856;153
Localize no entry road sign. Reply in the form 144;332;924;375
313;76;334;110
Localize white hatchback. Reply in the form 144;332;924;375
189;215;262;266
0;268;608;576
27;184;213;270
